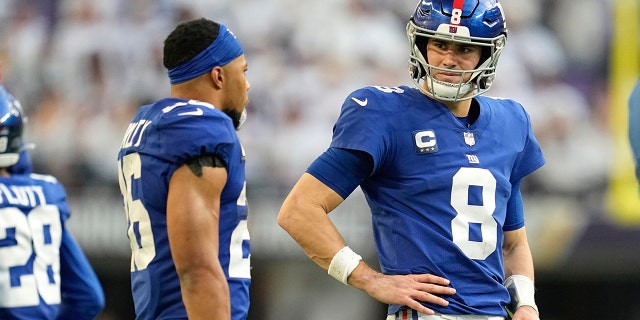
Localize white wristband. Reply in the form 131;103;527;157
504;275;539;315
328;246;362;285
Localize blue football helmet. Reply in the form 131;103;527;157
406;0;507;101
0;85;25;168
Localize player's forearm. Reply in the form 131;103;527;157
279;203;345;268
503;248;534;280
180;270;231;319
502;228;535;279
278;192;346;269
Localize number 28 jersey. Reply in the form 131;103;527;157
330;86;545;316
0;174;71;319
117;98;251;320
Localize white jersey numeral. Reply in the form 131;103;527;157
118;153;156;271
373;86;405;94
0;206;62;307
450;167;498;260
118;153;250;278
228;219;251;279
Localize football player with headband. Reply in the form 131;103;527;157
278;1;543;320
117;18;252;319
0;78;105;319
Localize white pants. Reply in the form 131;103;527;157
386;310;505;320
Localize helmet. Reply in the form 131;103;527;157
406;0;507;101
0;86;24;168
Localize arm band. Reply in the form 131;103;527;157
504;275;539;315
328;246;362;285
185;154;226;177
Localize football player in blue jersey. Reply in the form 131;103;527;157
278;1;543;320
629;79;640;185
0;83;105;319
117;18;251;320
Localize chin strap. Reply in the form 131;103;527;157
426;77;473;101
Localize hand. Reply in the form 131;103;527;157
511;305;539;320
349;265;456;315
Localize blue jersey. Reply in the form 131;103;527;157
117;98;251;320
330;86;544;316
0;173;104;319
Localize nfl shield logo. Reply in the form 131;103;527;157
464;132;475;146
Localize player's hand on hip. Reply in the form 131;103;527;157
350;266;456;315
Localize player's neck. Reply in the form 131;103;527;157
171;82;220;107
441;99;472;117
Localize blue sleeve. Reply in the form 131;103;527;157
503;181;525;231
505;101;545;183
306;147;373;199
57;230;105;320
329;87;393;172
155;102;236;166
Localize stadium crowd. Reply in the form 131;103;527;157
0;0;611;198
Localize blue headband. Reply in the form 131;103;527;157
167;24;244;84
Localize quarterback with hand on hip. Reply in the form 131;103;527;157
278;1;543;319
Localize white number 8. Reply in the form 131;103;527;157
451;8;463;24
450;167;497;260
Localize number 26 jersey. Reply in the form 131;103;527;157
117;98;251;320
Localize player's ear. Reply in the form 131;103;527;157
210;66;224;89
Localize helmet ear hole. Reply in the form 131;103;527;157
477;47;491;68
415;36;429;63
411;35;429;81
410;64;426;80
479;77;488;90
410;64;419;79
